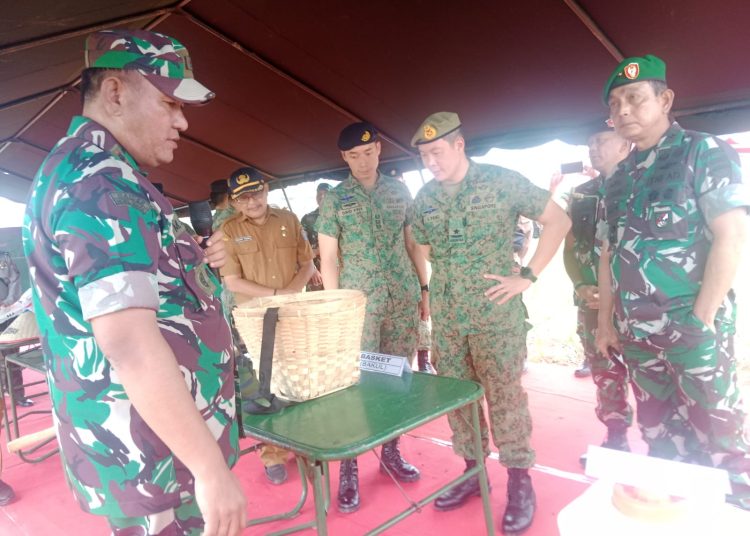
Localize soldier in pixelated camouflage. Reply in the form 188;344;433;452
317;122;429;514
23;29;246;535
597;54;750;510
409;111;571;534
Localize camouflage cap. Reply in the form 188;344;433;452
338;122;379;151
85;29;214;104
228;167;265;199
411;112;461;146
602;54;666;104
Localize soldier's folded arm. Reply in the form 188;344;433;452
692;207;748;328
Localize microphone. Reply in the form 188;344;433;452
188;200;214;248
188;200;219;277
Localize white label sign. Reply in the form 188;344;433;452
359;351;407;376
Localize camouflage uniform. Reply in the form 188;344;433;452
316;173;420;356
605;122;750;507
568;177;633;431
212;205;236;231
22;116;238;528
301;207;324;291
410;161;548;468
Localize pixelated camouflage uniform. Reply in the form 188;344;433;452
568;177;633;431
410;161;547;468
316;173;420;356
605;122;750;508
23;116;238;527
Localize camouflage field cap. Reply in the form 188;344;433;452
228;167;265;199
411;112;461;146
602;54;666;104
338;122;379;151
85;29;214;104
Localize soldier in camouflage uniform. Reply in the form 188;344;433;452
300;182;331;291
22;30;247;535
597;55;750;509
410;112;571;534
209;178;236;231
317;122;429;514
562;130;633;466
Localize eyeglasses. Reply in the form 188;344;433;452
233;191;265;204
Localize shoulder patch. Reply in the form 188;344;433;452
109;191;151;214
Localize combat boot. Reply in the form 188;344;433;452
501;468;535;535
434;458;487;511
417;350;436;374
337;458;360;513
380;437;420;482
579;425;630;467
601;426;630;452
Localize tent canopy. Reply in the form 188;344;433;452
2;0;750;204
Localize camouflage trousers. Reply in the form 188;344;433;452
108;489;203;535
577;306;633;431
433;323;535;468
618;309;750;509
360;296;419;357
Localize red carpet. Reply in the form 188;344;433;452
0;362;713;535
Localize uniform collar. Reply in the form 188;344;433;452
67;115;144;175
238;207;279;225
342;172;385;191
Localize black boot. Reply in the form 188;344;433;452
380;437;420;482
580;426;630;467
501;468;536;535
434;459;487;511
601;426;630;451
417;350;436;374
337;458;360;513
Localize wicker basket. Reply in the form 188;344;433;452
232;289;366;402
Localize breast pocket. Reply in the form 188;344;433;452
645;184;689;240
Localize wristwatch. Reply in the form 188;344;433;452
420;284;429;292
519;267;537;283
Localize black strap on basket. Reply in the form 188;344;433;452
240;306;295;415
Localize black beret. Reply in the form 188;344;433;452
338;122;379;151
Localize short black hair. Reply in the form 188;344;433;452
649;80;668;96
443;128;464;145
80;67;138;105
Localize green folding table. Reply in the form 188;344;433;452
243;370;494;535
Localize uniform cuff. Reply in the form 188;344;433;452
79;271;159;321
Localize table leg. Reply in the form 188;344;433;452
471;400;495;535
311;460;328;536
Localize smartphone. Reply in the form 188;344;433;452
560;161;584;174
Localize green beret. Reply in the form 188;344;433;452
411;112;462;146
602;54;666;104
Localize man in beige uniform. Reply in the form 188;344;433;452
220;166;314;484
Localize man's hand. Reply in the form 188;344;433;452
195;467;247;536
419;292;430;321
203;230;227;269
576;285;600;309
310;268;323;287
482;273;531;305
595;321;622;357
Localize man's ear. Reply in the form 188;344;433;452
375;140;382;156
99;75;127;116
454;135;465;151
660;88;675;115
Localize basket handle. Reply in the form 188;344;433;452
258;306;280;399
